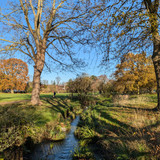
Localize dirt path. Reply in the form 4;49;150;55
0;100;30;105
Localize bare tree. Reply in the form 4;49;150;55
56;76;61;86
56;76;61;93
90;0;160;110
0;0;91;105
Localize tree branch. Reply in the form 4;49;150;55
46;50;67;66
19;0;35;39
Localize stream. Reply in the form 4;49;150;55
28;116;80;160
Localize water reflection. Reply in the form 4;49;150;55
30;116;80;160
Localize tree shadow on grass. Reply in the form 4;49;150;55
90;104;160;159
117;105;160;112
40;94;70;100
94;107;135;133
0;97;14;101
0;104;47;127
42;97;70;119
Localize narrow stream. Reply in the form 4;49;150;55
29;116;80;160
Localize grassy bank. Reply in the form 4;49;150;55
74;94;160;159
0;93;82;159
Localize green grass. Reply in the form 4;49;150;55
74;94;160;160
113;94;157;109
0;94;82;155
0;93;31;102
0;93;71;103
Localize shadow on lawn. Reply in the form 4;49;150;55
42;97;71;119
81;101;160;159
94;107;160;159
117;105;159;112
0;104;41;127
0;97;14;101
98;109;134;128
40;94;69;100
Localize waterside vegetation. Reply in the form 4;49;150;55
74;94;160;160
0;93;82;159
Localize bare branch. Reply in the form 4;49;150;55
19;0;35;39
29;0;36;17
46;50;67;66
44;0;66;37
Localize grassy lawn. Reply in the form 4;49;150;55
74;94;160;160
0;93;82;158
113;94;157;109
0;93;70;103
0;93;31;102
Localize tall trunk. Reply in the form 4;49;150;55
31;66;41;105
152;37;160;110
31;49;45;105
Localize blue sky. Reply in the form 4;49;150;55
4;44;116;84
24;47;115;84
0;0;116;84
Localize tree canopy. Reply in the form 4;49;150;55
114;52;156;94
0;58;29;92
67;75;92;96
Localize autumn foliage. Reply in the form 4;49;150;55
0;58;29;92
114;52;156;94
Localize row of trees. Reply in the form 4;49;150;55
66;73;108;96
1;0;160;109
0;58;29;93
95;52;156;96
0;53;156;96
67;53;156;97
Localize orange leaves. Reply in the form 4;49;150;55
0;58;29;91
114;52;156;94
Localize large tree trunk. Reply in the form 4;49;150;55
152;37;160;110
31;66;41;105
31;50;45;105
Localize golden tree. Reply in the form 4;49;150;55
0;58;29;92
114;52;156;94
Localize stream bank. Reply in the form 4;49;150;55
24;116;80;160
0;96;82;160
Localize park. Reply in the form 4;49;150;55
0;0;160;160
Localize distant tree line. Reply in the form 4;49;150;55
66;73;109;96
67;53;156;98
96;52;156;97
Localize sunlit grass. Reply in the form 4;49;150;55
0;92;71;103
0;93;31;102
113;94;157;109
74;94;160;159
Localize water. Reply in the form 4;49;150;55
29;116;80;160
